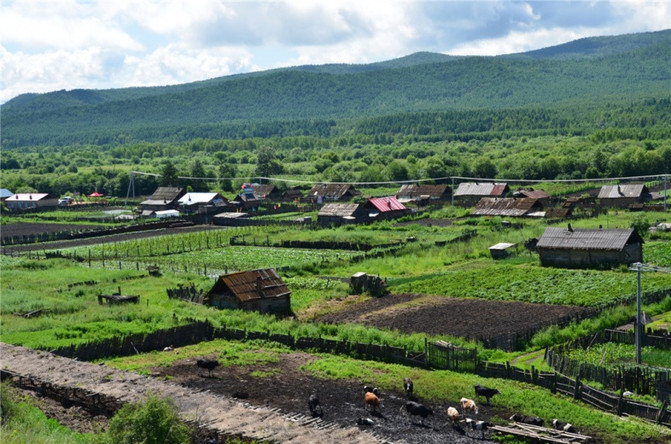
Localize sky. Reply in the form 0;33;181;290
1;0;670;104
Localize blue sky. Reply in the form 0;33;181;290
1;0;669;103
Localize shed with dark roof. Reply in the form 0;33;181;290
140;187;186;212
536;227;643;268
317;203;365;226
397;184;450;203
205;268;291;314
308;183;360;202
598;184;651;208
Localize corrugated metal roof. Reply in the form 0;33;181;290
318;203;361;217
598;184;647;199
536;227;642;251
213;268;290;302
367;196;407;213
454;182;508;197
397;184;449;199
514;189;551;200
147;187;184;202
8;193;51;201
489;242;516;250
0;189;14;199
179;192;223;205
308;183;359;199
471;197;540;217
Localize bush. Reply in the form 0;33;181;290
106;393;190;444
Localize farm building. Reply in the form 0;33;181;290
598;184;651;208
536;226;643;268
364;196;411;221
178;192;227;215
5;193;58;211
252;184;283;201
512;188;552;206
317;203;366;226
140;187;186;215
471;197;545;217
489;242;516;259
204;268;291;314
397;184;450;204
283;186;304;202
454;182;509;206
0;189;14;201
308;183;360;202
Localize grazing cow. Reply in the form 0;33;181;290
474;384;500;405
403;378;413;397
552;419;576;433
447;406;460;423
460;397;478;416
308;394;323;418
402;401;433;425
196;358;219;377
466;418;493;440
364;391;380;413
364;385;380;396
510;413;544;426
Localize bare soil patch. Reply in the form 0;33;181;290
315;293;591;344
157;351;497;443
1;222;101;238
396;218;453;227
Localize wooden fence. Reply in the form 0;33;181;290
39;320;670;428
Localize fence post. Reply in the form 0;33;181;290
617;390;624;416
574;375;582;400
657;400;669;424
552;372;557;394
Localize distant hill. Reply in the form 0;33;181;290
3;29;670;148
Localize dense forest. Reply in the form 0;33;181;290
1;30;670;198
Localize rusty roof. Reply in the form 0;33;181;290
471;197;541;217
598;184;648;199
536;227;643;251
454;182;508;197
209;268;290;303
397;184;449;198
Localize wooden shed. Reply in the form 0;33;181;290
140;187;186;214
397;184;450;204
536;226;643;269
308;183;361;202
471;197;544;217
598;184;651;208
317;203;365;226
205;268;291;314
364;196;410;221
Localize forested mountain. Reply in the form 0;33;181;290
3;29;670;148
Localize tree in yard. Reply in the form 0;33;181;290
255;146;283;180
218;163;237;192
160;160;178;186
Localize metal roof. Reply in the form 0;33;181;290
0;189;14;199
489;242;516;250
318;203;361;217
8;193;52;201
308;183;359;199
210;268;290;303
397;184;449;199
147;187;184;201
366;196;407;213
536;227;643;251
598;184;648;199
179;192;224;205
454;182;508;197
471;197;540;217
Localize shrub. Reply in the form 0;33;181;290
106;393;190;444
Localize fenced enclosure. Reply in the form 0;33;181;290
37;319;671;427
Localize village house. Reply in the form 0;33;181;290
471;197;545;217
308;183;360;203
178;192;228;215
317;203;366;226
140;187;186;216
283;186;304;202
512;188;552;206
252;184;283;201
598;184;651;208
5;193;58;211
204;268;291;314
535;226;643;269
454;182;509;206
396;184;451;205
363;196;411;221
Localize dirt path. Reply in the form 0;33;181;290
0;343;380;444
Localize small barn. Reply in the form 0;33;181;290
397;184;450;204
178;192;227;215
205;268;291;314
317;203;365;226
252;184;283;201
364;196;411;221
512;188;551;206
598;184;651;208
140;187;186;215
454;182;509;206
489;242;516;259
471;197;544;217
536;226;644;269
308;183;360;202
5;193;58;211
283;186;304;202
